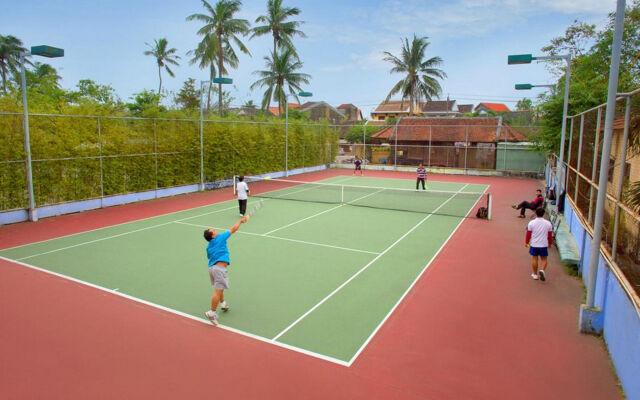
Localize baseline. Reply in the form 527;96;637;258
0;255;350;366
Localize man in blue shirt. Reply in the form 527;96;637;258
203;215;249;326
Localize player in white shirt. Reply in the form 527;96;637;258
525;207;553;281
236;176;249;216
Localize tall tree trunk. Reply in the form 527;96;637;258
270;33;277;113
409;77;415;116
1;67;6;94
207;64;214;111
218;31;223;117
158;65;162;94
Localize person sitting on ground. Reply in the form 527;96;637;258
512;189;544;218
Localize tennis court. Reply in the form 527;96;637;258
0;175;488;365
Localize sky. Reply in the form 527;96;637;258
1;0;619;117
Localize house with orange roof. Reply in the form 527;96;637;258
370;117;528;168
268;103;300;116
474;102;511;114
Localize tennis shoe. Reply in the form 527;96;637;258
205;310;219;326
531;273;539;280
539;270;546;281
221;302;229;312
518;215;526;218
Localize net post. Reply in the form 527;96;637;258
341;185;344;204
487;193;492;220
233;175;237;195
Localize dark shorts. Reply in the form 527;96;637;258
354;165;361;170
529;246;548;257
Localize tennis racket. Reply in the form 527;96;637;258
248;199;264;216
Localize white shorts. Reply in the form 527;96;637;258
209;265;229;290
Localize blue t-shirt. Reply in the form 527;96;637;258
206;231;231;267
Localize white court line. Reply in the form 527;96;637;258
175;221;380;255
271;184;470;342
8;176;358;260
0;255;349;366
12;176;358;260
346;184;489;366
263;188;386;236
1;175;356;254
15;204;240;261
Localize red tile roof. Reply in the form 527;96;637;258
370;118;528;143
477;103;510;112
268;103;299;116
421;100;456;112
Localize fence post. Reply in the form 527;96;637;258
566;117;575;192
428;126;432;167
584;0;626;312
574;114;585;202
98;117;104;205
588;108;602;223
611;96;632;262
153;119;158;193
199;90;205;191
464;126;469;171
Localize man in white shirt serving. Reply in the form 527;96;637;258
525;207;554;281
236;175;249;216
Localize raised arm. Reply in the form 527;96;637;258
229;215;249;235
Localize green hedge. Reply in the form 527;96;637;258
0;114;338;211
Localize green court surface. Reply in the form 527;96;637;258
0;176;488;365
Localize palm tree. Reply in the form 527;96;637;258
187;33;238;111
250;0;306;111
383;35;446;116
250;47;310;116
0;35;29;94
187;0;251;116
144;38;180;94
251;0;305;60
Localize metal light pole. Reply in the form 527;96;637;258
20;53;37;221
19;45;64;222
363;119;370;166
199;80;208;191
509;53;572;195
585;0;626;309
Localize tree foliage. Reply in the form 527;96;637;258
0;35;29;93
250;47;311;115
143;38;181;94
535;2;640;154
516;97;533;111
187;0;251;116
383;35;446;116
174;78;202;110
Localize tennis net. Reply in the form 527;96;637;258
235;176;491;219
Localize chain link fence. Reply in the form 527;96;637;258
0;113;339;212
559;87;640;295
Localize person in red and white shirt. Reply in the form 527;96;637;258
525;207;553;281
416;163;427;190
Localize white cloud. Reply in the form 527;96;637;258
372;0;616;39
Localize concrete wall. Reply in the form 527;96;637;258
561;188;640;400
